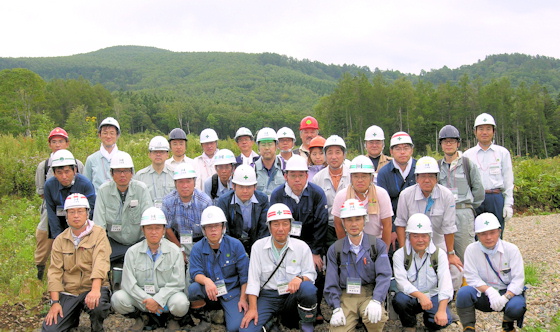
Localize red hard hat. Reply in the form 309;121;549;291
299;116;319;130
48;127;69;141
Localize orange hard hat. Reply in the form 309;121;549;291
308;135;326;149
299;116;319;130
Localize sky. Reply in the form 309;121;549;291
2;0;560;74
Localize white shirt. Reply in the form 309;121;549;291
246;237;316;295
463;240;524;295
392;158;413;180
194;151;218;192
165;156;194;172
463;143;514;207
311;164;351;227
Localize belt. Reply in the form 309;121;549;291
485;189;502;194
456;203;473;209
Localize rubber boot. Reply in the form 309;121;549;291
37;265;45;281
190;308;211;332
502;321;515;332
130;314;149;332
456;306;476;331
298;304;317;332
166;316;182;332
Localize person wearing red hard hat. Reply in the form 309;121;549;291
293;116;319;158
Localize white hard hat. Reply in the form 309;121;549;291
390;131;413;147
64;193;90;210
277;127;296;140
141;207;167;226
339;199;368;219
51;149;76;168
267;203;294;224
234;127;254;141
173;163;197;180
285;155;308;172
474;212;501;233
256;127;278;143
200;206;228;238
200;128;219;144
474;113;496;129
149;136;170;151
415;156;440;174
110;151;134;169
232;165;257;185
364;125;385;141
213;149;236;166
349;155;375;174
98;117;120;134
323;135;346;152
405;213;433;234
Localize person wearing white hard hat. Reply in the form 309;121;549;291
324;199;392;332
44;149;96;239
277;126;297;167
85;117;121;192
456;213;526;332
94;151;153;263
188;206;250;332
165;128;194;172
364;125;392;174
111;207;189;332
463;113;514;238
216;164;270;254
269;154;328;324
254;127;285;197
240;203;317;332
331;156;393;249
312;135;351;245
135;136;175;208
234;127;259;167
392;213;453;332
35;128;86;280
194;128;220;191
203;148;236;204
43;193;111;332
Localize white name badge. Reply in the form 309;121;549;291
56;206;65;217
346;277;362;294
180;230;193;244
215;279;228;297
289;221;302;237
111;224;122;232
144;284;156;294
154;201;162;209
489;164;501;175
277;281;289;295
130;200;139;208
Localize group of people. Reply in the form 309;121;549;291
35;113;525;332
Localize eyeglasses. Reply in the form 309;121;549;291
113;169;132;175
150;150;168;155
441;139;458;145
216;164;233;171
392;146;412;152
67;209;87;216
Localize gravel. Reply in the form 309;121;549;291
8;214;560;331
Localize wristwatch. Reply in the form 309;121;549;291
297;275;304;282
50;300;60;306
504;293;513;300
447;250;456;255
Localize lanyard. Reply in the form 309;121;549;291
484;253;507;285
410;255;429;283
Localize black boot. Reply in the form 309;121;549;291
456;306;476;331
190;308;211;332
502;321;515;332
37;265;45;281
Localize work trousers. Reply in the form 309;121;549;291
332;284;388;332
188;282;244;331
476;193;505;237
456;286;526;323
111;289;189;318
392;292;451;330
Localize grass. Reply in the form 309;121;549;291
522;309;560;332
524;263;541;286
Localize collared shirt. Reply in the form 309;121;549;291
189;235;249;301
233;194;260;237
284;182;308;204
162;189;212;239
392;241;453;301
463;240;524;295
438;153;485;207
246;237;316;296
134;164;175;205
241;151;260;166
394;184;457;249
203;176;233;205
463;143;514;206
368;153;392;174
311;164;351;227
93;179;153;245
377;158;417;217
35;156;85;196
84;145;119;192
254;156;285;197
194;152;219;192
165;156;194;172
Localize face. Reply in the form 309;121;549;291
269;219;291;243
98;125;119;147
236;136;254;154
66;208;88;230
202;141;218;157
343;215;365;236
351;173;372;192
48;136;69;153
440;138;460;156
409;233;430;253
216;164;234;183
285;171;308;194
149;150;169;166
325;146;345;169
258;141;277;161
416;173;437;195
300;129;318;147
475;125;495;146
390;144;413;165
365;140;384;157
143;224;165;246
204;223;224;244
170;140;186;158
234;183;256;202
309;147;324;165
477;228;501;249
175;178;195;201
53;166;76;187
112;168;133;188
278;137;295;152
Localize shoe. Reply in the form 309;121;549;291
210;309;224;324
165;319;182;332
37;265;45;281
131;314;148;332
190;309;211;332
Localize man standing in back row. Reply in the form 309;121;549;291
293;116;319;158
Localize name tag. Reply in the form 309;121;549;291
289;221;302;237
154;201;162;209
144;285;156;294
180;230;193;244
489;164;501;175
56;206;65;217
277;281;289;295
111;225;122;232
130;200;139;208
346;277;362;294
215;279;228;297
